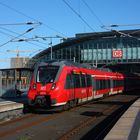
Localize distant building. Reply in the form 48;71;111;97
10;57;30;68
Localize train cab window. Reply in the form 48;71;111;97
37;66;59;84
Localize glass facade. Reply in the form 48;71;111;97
32;31;140;70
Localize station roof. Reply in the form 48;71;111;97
33;29;140;60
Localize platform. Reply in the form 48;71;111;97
104;98;140;140
0;93;27;113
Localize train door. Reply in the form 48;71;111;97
86;74;93;101
80;74;87;102
110;77;113;94
65;73;75;101
92;76;96;99
85;74;89;101
69;73;75;100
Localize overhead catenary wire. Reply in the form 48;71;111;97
28;49;43;57
0;24;41;48
0;26;47;49
0;1;67;38
0;30;14;38
102;23;140;28
102;26;140;41
0;28;33;48
101;24;140;35
81;0;104;26
0;22;42;26
62;0;96;32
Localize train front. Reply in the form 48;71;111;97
27;62;60;108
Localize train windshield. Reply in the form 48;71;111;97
37;66;59;84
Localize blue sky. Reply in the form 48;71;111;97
0;0;140;68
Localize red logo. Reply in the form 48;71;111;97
112;50;123;58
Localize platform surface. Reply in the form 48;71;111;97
104;98;140;140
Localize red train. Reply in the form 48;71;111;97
27;60;124;110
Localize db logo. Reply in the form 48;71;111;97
112;50;123;58
41;86;46;90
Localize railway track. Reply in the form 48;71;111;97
57;95;139;140
0;98;94;138
0;94;139;140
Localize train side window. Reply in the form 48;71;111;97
73;74;81;88
102;80;104;89
108;80;110;88
116;80;118;87
96;80;99;90
100;80;103;89
105;80;108;89
103;80;105;89
65;74;75;89
100;80;104;89
121;80;124;86
96;80;100;90
81;74;86;88
86;75;92;87
65;74;71;89
113;80;115;88
113;80;116;88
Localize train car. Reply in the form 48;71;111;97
123;73;140;92
27;60;124;110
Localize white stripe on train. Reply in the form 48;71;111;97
52;90;123;106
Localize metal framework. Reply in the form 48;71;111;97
29;29;140;72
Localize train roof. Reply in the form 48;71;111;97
38;59;112;72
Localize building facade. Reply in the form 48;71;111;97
11;57;30;68
31;29;140;73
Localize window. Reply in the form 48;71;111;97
37;66;59;84
112;80;124;88
65;74;93;89
138;48;140;59
102;49;106;60
96;79;111;90
88;49;92;60
86;75;92;87
73;74;81;88
96;80;100;90
132;47;137;59
107;49;111;60
127;47;132;59
81;74;86;88
65;74;71;89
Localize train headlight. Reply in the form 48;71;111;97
51;83;56;90
33;83;36;90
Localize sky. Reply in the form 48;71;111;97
0;0;140;68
